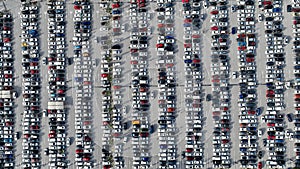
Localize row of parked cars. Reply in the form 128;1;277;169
46;0;69;168
129;0;152;168
0;11;15;169
155;0;178;169
106;2;126;169
208;0;232;168
235;0;261;168
181;0;204;168
99;1;125;169
19;1;43;169
72;0;94;168
292;2;300;168
261;1;287;168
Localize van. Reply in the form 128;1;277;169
266;160;277;166
132;120;140;125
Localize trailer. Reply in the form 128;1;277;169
0;90;11;99
48;101;64;110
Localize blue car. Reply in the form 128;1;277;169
83;25;91;29
191;63;200;67
240;148;247;152
141;157;149;161
30;58;39;62
160;144;167;149
184;23;191;27
112;9;121;14
275;139;284;143
166;35;174;39
56;9;64;14
149;125;154;134
238;41;246;46
247;127;257;131
231;27;237;34
273;8;281;12
82;21;91;25
184;59;192;63
266;82;273;87
56;33;65;37
75;45;82;49
256;107;262;116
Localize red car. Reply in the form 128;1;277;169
210;10;219;15
186;156;194;161
140;132;149;137
113;16;121;20
266;90;274;95
192;34;200;38
238;46;247;51
193;59;201;63
140;100;148;104
222;139;229;144
48;66;56;70
268;135;275;140
112;3;120;8
76;149;83;154
222;127;230;131
212;79;220;83
246;57;254;62
158;100;165;104
31;106;39;110
48;57;55;61
213;111;220;116
113;85;121;90
24;134;30;138
31;125;39;130
184;43;192;48
222;107;229;111
186;148;193;153
56;77;64;81
4;74;12;78
30;70;39;74
130;60;138;65
157;23;165;28
258;162;262;169
5;122;13;126
167;107;175;112
3;38;10;43
130;48;138;53
211;26;218;31
156;44;164;48
140;88;148;92
101;73;108;78
182;0;189;3
166;63;174;68
3;26;10;30
30;62;38;66
246;17;254;21
48;133;56;138
267;123;275;127
138;3;145;7
248;111;255;115
58;90;64;94
74;5;81;10
263;1;272;5
184;18;192;23
238;33;246;38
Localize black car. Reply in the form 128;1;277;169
287;5;292;12
287;113;293;122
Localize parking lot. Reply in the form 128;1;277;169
2;0;300;168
